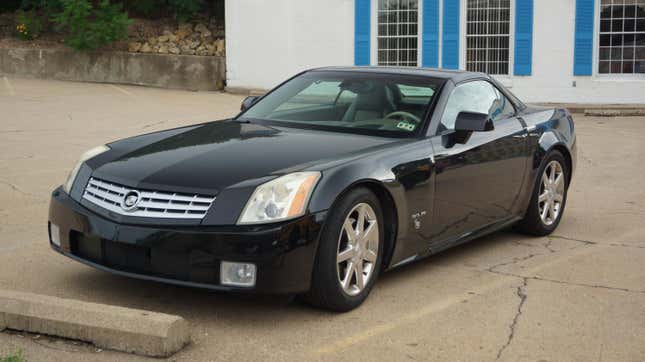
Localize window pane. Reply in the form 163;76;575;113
598;2;645;74
377;0;419;67
465;0;511;75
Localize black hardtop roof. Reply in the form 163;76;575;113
310;66;488;82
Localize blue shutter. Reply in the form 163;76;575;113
574;0;595;75
442;0;460;69
354;0;371;66
514;0;534;75
422;0;440;67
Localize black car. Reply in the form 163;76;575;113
48;67;576;311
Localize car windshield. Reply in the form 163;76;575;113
238;71;443;136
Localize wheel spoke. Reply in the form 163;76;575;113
541;200;550;220
356;206;366;235
355;261;365;290
549;201;557;220
343;219;356;243
549;164;556;183
554;172;564;190
554;193;563;203
538;191;548;203
337;248;353;263
360;221;377;244
341;261;354;290
364;249;377;263
542;173;549;188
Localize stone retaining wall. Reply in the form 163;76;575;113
0;47;225;91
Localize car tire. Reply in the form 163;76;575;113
303;187;384;312
516;150;569;236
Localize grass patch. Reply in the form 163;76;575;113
0;349;25;362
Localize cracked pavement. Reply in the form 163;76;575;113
1;77;644;361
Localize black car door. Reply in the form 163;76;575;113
425;80;528;243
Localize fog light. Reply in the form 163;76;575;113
220;261;256;287
49;222;61;247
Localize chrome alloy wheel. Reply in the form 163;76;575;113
336;203;379;296
538;160;565;226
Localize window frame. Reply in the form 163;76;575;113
593;0;645;79
459;0;516;78
371;0;424;67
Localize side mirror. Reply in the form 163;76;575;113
455;111;494;132
452;111;494;144
240;96;259;112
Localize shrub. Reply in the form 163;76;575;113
53;0;132;51
15;9;44;40
0;349;26;362
167;0;204;22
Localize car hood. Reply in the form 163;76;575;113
91;120;397;195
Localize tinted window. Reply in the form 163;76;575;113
241;72;442;136
274;81;343;111
439;80;515;131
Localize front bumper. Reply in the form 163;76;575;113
48;187;326;294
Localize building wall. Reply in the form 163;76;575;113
508;0;644;104
226;0;645;104
225;0;355;90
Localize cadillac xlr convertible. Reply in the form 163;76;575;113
48;67;576;311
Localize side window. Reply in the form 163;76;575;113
491;86;516;121
439;81;514;131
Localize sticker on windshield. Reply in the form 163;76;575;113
396;121;416;132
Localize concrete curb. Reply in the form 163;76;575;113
0;47;225;91
583;109;645;117
534;103;645;115
0;289;190;357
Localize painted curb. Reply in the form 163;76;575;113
0;289;190;357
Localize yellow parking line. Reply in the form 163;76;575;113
3;76;15;96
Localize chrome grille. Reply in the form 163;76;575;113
83;177;215;219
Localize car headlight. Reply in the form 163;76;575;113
237;172;321;225
63;145;110;194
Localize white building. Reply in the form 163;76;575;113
225;0;644;104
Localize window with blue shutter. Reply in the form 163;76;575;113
355;0;371;66
574;0;595;75
422;0;440;67
514;0;534;75
442;0;460;69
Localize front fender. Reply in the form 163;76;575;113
308;161;409;239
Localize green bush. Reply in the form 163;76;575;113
167;0;204;22
53;0;132;51
0;349;26;362
15;9;44;40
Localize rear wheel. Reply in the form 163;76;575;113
303;188;384;312
516;150;569;236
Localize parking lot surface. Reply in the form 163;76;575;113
1;77;644;361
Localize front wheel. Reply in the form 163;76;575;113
516;150;569;236
303;188;384;312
